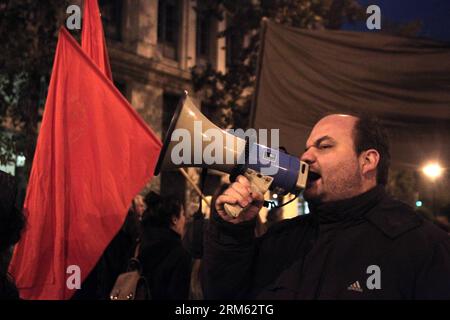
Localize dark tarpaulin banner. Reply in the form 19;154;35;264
252;21;450;169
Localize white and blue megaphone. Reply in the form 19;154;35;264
154;92;309;218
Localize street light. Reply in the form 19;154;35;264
422;162;443;181
421;162;444;214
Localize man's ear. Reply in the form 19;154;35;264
359;149;380;177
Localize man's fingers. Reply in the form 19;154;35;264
214;194;239;222
214;176;265;223
250;189;264;203
223;188;249;208
236;175;251;188
215;194;238;207
230;182;252;205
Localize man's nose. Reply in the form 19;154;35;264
300;148;315;164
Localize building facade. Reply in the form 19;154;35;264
97;0;227;212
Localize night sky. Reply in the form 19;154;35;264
344;0;450;42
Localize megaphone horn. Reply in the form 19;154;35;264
154;92;309;218
154;91;246;176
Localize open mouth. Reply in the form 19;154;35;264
307;171;321;185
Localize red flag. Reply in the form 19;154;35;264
81;0;112;80
9;28;162;299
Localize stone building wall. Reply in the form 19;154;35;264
99;0;226;214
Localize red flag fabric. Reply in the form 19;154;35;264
9;28;162;299
81;0;113;80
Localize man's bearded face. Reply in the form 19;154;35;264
301;115;364;203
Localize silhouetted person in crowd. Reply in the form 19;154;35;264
0;171;25;299
139;192;191;300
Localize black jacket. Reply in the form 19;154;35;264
140;227;191;300
203;186;450;299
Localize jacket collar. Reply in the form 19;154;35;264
309;185;386;225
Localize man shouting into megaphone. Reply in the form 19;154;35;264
203;114;450;300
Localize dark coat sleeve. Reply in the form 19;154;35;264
202;212;258;299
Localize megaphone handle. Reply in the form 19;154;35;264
224;168;274;219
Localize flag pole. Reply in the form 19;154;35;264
179;168;211;208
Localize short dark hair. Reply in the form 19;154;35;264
353;115;391;186
142;192;184;228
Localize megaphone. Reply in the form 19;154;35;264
155;92;309;218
